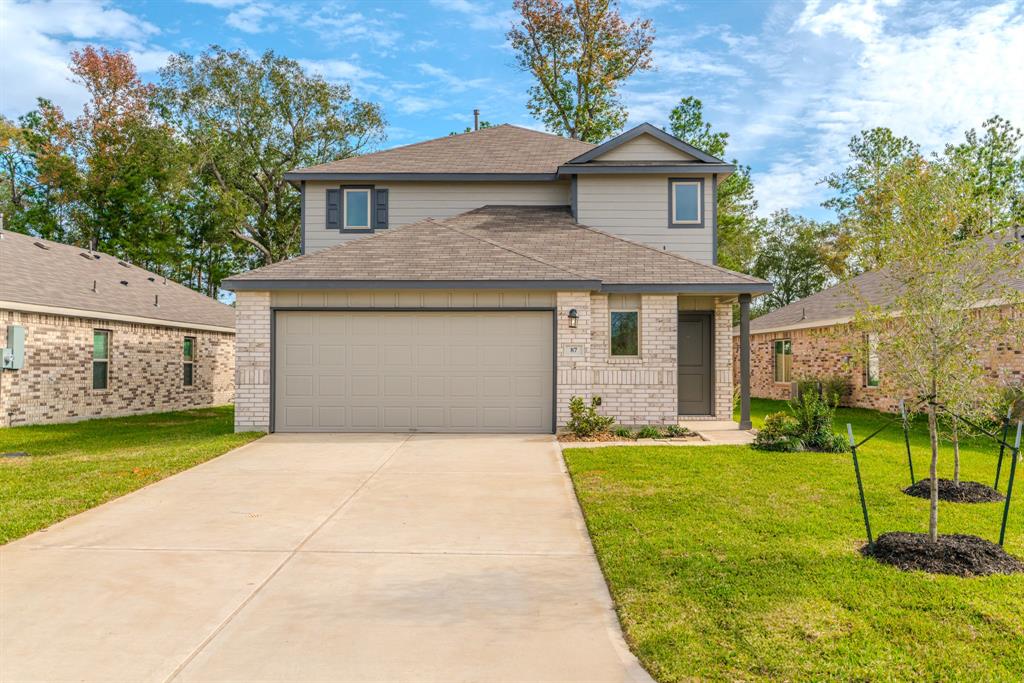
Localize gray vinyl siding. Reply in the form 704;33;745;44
575;174;715;263
594;134;696;162
303;181;571;253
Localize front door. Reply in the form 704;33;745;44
678;312;713;415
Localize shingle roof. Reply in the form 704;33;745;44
288;125;596;176
745;233;1024;334
0;230;235;330
224;206;769;293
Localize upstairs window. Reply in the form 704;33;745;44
344;188;371;229
93;330;110;390
774;339;792;383
864;333;880;387
183;336;196;387
670;179;702;226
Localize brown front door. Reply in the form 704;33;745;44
678;312;713;415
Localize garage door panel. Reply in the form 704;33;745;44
275;311;552;433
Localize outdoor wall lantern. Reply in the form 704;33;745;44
568;308;579;328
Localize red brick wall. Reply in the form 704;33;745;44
0;309;235;427
733;308;1024;413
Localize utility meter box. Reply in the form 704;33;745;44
2;325;25;370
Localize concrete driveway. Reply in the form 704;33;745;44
0;433;652;683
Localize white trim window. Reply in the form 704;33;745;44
610;311;639;356
183;336;196;387
343;188;371;229
92;329;110;390
670;180;702;225
774;339;792;383
864;332;880;387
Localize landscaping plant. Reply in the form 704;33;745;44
847;155;1024;542
566;395;615;438
752;412;804;452
636;426;663;439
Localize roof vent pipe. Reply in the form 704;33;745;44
92;280;97;293
154;294;159;308
473;109;480;131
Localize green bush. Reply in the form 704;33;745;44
788;391;848;452
636;425;663;439
613;426;636;439
566;396;615;438
663;424;690;437
796;375;852;403
753;412;805;452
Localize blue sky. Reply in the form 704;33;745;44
2;0;1023;219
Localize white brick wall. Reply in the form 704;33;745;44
556;292;679;427
713;299;734;420
234;291;271;432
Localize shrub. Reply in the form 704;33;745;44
753;412;804;452
636;425;663;439
788;391;848;452
566;396;615;438
796;375;852;403
613;426;635;439
663;424;690;437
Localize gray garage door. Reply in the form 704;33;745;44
274;311;554;433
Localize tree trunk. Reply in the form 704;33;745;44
927;404;940;543
952;417;960;487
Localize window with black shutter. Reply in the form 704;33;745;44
326;188;341;229
374;189;389;229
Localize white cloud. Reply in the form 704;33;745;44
0;0;163;118
415;63;489;92
794;0;899;42
656;50;746;78
430;0;517;32
395;95;447;115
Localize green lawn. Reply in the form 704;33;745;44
563;398;1024;681
0;406;263;544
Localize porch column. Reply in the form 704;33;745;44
739;293;752;430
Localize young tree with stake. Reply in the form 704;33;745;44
848;156;1024;542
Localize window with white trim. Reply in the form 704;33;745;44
183;336;196;387
670;180;702;225
344;188;371;229
864;333;880;387
774;339;792;383
93;329;110;390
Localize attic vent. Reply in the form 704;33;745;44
79;252;93;260
147;276;155;282
120;280;128;286
33;241;49;250
117;260;130;268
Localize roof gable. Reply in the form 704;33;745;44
565;123;725;165
589;132;697;162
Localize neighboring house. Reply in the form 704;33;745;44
0;230;235;427
224;123;771;434
731;257;1024;413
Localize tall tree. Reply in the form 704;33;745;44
157;46;386;266
508;0;654;142
749;210;844;315
668;97;757;272
847;156;1024;542
12;47;182;268
823;127;920;272
943;115;1024;236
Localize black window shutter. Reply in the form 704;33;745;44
326;188;341;229
373;189;389;229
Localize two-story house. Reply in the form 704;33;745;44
223;123;770;434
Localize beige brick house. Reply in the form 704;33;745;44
0;230;235;426
732;264;1024;413
224;123;771;434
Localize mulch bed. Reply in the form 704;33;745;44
556;432;699;443
863;532;1024;577
903;478;1004;503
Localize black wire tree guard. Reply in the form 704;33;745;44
845;397;1024;550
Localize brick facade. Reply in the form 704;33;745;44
732;309;1024;413
233;290;734;432
0;309;234;427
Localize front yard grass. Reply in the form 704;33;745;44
563;398;1024;681
0;405;262;544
